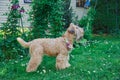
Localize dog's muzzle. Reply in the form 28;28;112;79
75;27;84;41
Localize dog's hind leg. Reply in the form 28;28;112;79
26;47;43;72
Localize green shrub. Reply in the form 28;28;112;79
93;0;120;34
63;0;77;29
0;0;26;60
29;0;65;38
79;7;96;40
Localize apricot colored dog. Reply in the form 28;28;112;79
17;23;84;72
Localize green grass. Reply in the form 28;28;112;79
0;35;120;80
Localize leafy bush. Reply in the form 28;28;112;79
0;0;26;60
79;7;96;40
93;0;120;34
29;0;65;38
63;0;77;29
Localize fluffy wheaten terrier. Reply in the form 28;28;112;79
17;23;84;72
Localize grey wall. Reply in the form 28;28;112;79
0;0;30;27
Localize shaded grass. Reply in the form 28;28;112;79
0;35;120;80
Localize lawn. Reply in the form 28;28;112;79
0;35;120;80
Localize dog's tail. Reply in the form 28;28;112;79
17;37;30;48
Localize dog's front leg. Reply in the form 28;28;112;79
56;52;70;70
66;54;71;67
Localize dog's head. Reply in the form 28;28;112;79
67;23;84;41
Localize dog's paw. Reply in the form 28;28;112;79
26;66;37;72
26;69;36;72
56;63;71;70
66;63;71;68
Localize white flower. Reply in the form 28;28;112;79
93;70;96;73
37;70;39;73
43;69;46;73
21;64;25;67
15;61;18;63
20;55;23;58
103;64;105;66
100;68;103;71
108;55;110;57
49;70;51;72
104;41;108;44
88;71;91;74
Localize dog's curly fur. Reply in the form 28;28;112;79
17;23;84;72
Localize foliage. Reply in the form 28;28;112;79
0;0;26;60
79;7;96;40
30;0;64;38
79;0;120;34
0;35;120;79
93;0;120;34
63;0;77;29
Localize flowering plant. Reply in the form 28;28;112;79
0;0;26;59
20;7;25;13
11;4;20;10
